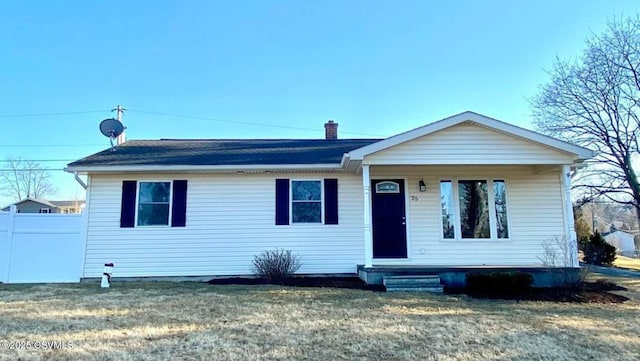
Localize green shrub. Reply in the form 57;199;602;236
466;271;533;295
252;249;302;281
581;231;616;266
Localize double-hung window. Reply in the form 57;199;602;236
275;178;337;226
291;180;322;223
440;179;510;240
120;180;187;228
137;181;172;226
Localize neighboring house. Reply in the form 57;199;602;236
1;198;85;214
606;220;630;232
2;198;60;213
603;230;637;256
49;200;86;214
65;111;594;282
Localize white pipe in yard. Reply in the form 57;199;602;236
101;263;114;288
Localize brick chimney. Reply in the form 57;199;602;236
324;120;338;140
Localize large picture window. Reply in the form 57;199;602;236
137;181;171;226
291;180;322;223
458;180;490;238
440;179;510;240
493;180;509;238
440;181;455;239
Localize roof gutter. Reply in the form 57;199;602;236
65;163;348;174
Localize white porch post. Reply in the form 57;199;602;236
362;165;373;267
561;165;579;267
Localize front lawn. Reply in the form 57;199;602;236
0;280;639;361
615;255;640;271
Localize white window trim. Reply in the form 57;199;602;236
439;178;511;242
492;180;511;240
290;179;324;225
135;180;173;228
39;208;51;214
440;180;456;240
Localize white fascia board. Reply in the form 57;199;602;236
64;163;346;174
340;154;362;172
340;153;353;169
347;111;595;161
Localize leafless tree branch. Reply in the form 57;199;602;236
0;158;57;202
532;15;640;223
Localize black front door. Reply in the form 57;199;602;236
371;179;407;258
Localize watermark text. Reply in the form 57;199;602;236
0;340;73;350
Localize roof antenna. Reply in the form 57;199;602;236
99;106;126;152
111;105;127;145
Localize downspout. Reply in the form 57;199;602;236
73;171;88;189
73;171;87;189
569;162;586;179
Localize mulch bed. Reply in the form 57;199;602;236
207;276;386;292
448;280;629;303
209;277;629;303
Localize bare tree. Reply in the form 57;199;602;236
532;16;640;223
0;158;57;201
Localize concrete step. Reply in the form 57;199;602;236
383;275;442;287
383;275;444;292
386;286;445;292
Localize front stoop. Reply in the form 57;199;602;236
383;275;444;293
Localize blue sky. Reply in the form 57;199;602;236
0;0;639;205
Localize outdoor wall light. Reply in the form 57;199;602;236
419;179;426;192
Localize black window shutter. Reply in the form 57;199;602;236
171;180;188;227
275;179;290;225
324;178;339;224
120;180;137;228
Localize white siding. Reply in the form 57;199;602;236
371;165;566;266
84;173;364;277
364;123;576;165
84;165;568;276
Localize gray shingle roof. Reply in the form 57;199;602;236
67;139;382;168
1;198;57;210
49;200;86;207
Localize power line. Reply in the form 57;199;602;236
0;107;386;140
0;144;104;147
0;168;67;172
128;109;385;137
0;159;75;162
0;110;107;118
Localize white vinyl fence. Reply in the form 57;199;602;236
0;206;85;283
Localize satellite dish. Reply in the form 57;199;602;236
99;118;124;138
99;118;125;151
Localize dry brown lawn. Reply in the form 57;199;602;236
614;255;640;271
1;278;639;361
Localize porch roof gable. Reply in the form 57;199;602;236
345;111;595;163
